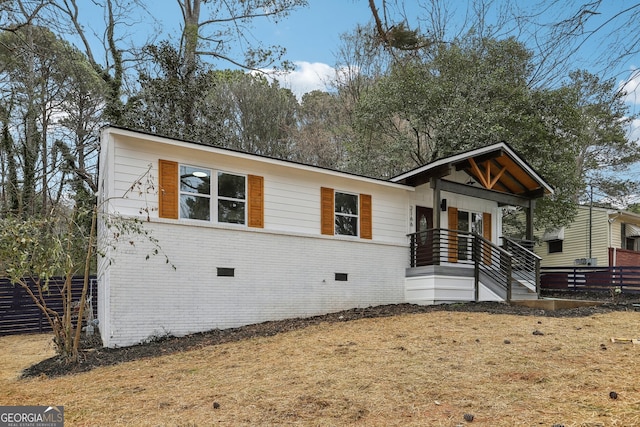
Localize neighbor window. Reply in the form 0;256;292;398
217;172;246;224
548;239;563;254
180;165;211;220
334;192;359;236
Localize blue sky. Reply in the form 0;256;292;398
256;0;639;143
80;1;639;140
83;1;639;95
132;0;378;96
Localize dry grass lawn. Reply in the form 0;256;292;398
1;310;640;426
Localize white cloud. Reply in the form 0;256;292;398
619;68;640;145
262;61;337;100
629;117;640;143
620;67;640;105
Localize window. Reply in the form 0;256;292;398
457;210;483;261
320;187;372;238
217;172;246;224
334;191;359;236
180;165;211;220
178;165;246;224
548;239;563;254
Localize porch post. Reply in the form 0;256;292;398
473;237;480;302
432;177;441;229
526;199;536;241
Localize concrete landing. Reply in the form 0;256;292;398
510;298;604;311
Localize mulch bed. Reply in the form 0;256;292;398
22;291;640;379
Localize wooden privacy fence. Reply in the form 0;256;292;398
0;276;97;336
541;266;640;293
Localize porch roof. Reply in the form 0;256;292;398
390;142;554;198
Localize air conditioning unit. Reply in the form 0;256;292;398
574;258;597;266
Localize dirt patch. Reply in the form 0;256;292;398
22;293;640;379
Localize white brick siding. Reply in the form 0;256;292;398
100;221;407;347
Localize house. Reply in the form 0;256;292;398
535;204;640;267
97;126;553;347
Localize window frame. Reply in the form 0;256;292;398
548;239;563;254
456;209;483;261
178;164;247;225
216;170;247;225
334;190;359;237
626;237;638;251
179;165;212;221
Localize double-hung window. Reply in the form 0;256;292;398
178;165;246;224
334;191;359;236
180;165;211;220
217;172;246;224
320;187;372;239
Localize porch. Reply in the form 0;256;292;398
405;229;540;305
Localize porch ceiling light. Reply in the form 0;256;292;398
192;171;207;178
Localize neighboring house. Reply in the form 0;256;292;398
97;127;553;347
535;204;640;267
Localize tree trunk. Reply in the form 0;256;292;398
72;205;97;362
181;0;201;127
23;24;40;217
1;120;20;214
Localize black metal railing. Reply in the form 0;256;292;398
474;233;514;301
408;229;541;302
409;228;476;267
502;237;541;295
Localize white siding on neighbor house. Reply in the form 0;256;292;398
534;206;611;267
101;221;408;348
610;220;622;250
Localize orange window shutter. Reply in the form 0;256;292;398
448;206;458;262
483;212;492;265
248;175;264;228
321;187;334;235
158;159;178;219
483;212;492;240
360;194;372;239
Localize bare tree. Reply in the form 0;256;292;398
0;0;51;32
179;0;308;72
366;0;640;89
